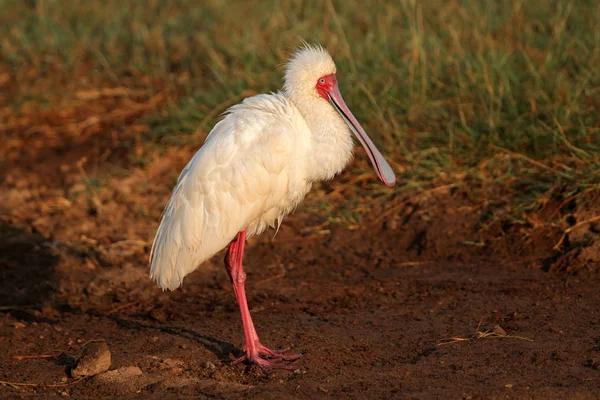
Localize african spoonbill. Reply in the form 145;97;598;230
150;45;396;369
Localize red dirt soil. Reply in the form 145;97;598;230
1;102;599;399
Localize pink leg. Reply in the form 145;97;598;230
224;230;301;370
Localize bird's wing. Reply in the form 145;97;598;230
149;94;299;290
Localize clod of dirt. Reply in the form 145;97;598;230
71;341;111;378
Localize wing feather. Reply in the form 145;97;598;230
149;93;300;290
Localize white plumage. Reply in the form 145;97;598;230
150;45;395;291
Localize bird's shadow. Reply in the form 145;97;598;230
0;223;59;320
110;316;238;362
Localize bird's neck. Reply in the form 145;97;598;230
289;94;355;182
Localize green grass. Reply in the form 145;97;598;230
2;0;599;226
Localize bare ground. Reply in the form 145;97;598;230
1;100;599;399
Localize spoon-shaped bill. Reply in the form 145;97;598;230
328;86;396;187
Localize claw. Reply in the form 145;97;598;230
233;342;302;370
256;344;302;361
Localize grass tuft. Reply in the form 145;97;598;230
1;0;599;227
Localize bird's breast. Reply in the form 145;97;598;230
306;128;355;183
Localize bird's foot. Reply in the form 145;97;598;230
233;342;302;370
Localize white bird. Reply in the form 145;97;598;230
150;44;396;369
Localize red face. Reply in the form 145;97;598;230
315;73;337;100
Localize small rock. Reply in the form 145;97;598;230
12;322;26;329
493;325;507;336
71;341;111;378
505;383;513;389
205;361;216;370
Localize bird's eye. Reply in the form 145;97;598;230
319;78;326;84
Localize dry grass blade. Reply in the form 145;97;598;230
106;300;144;316
437;319;533;347
489;145;570;177
13;352;65;361
255;272;286;287
553;215;600;250
106;294;160;315
0;377;87;389
107;239;147;248
76;87;149;101
396;261;430;267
